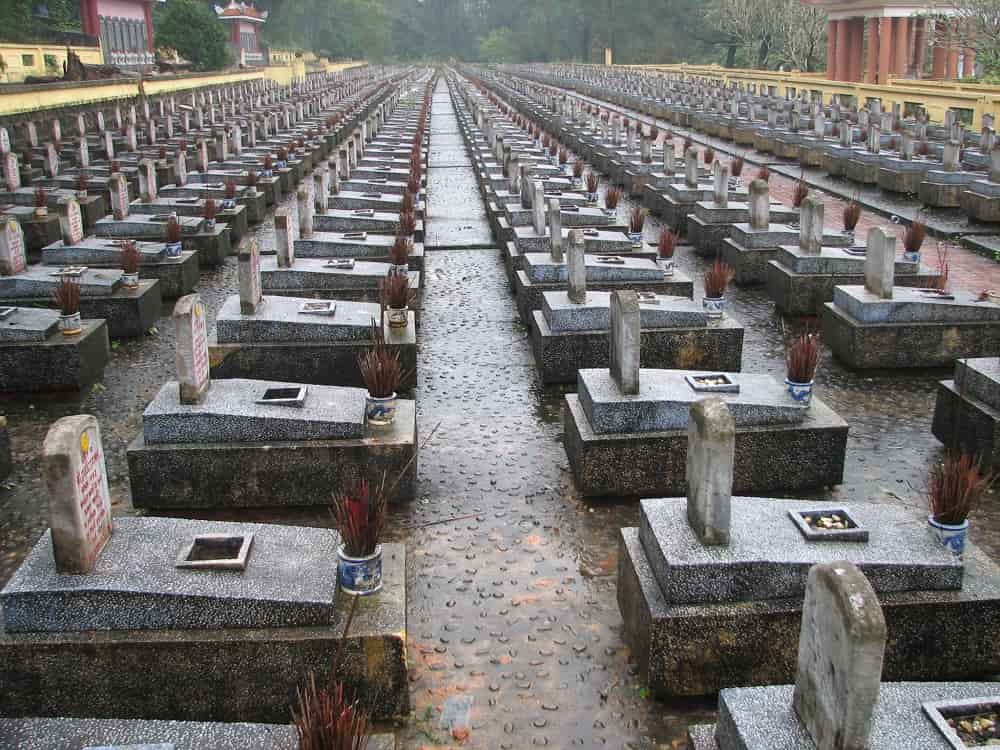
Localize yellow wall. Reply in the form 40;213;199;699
0;59;365;117
624;63;1000;125
0;43;104;84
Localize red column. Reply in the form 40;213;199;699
963;47;977;78
878;15;894;84
848;18;865;81
892;17;910;76
827;19;838;79
835;18;850;81
81;0;100;37
947;21;960;79
143;1;154;51
913;18;927;77
866;18;880;83
231;22;240;47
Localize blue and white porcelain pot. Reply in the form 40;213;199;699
703;296;725;319
785;378;814;407
928;516;968;557
366;392;397;427
629;232;643;248
165;241;183;258
337;544;383;596
903;250;920;263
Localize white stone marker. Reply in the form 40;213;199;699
297;187;314;239
548;198;563;263
175;150;187;187
42;415;113;574
0;218;27;276
864;227;895;299
684;148;699;188
59;198;84;246
315;170;328;214
238;239;263;314
3;153;20;193
76;137;89;169
532;181;546;236
174;293;211;405
800;195;824;255
520;164;532;208
748;179;770;230
138;159;157;202
567;229;586;304
275;209;295;268
610;290;640;395
108;174;130;221
686;398;734;546
712;160;729;208
792;561;886;750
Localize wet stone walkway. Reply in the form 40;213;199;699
0;76;997;750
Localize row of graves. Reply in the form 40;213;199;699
0;65;409;394
485;67;1000;734
515;62;1000;236
498;68;1000;388
0;72;438;747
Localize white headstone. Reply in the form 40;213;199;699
749;179;770;230
0;218;27;275
108;174;129;220
567;229;586;304
138;159;157;202
800;196;824;255
864;227;895;299
686;398;734;546
175;150;187;186
547;197;563;262
792;561;886;750
42;415;113;574
174;293;211;405
59;198;84;245
238;239;263;314
532;181;546;235
3;152;20;192
610;290;640;395
297;187;313;239
0;127;9;154
275;208;294;268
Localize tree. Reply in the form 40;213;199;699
703;0;827;71
479;27;519;62
154;0;231;71
928;0;1000;76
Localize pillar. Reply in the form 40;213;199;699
878;16;894;84
947;20;961;79
913;18;927;77
963;47;977;78
827;20;839;79
932;18;948;79
835;18;850;81
866;18;880;83
143;0;154;52
848;18;865;81
80;0;100;37
892;17;910;76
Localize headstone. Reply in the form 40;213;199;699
520;164;532;208
748;179;770;230
77;137;89;169
197;140;209;174
864;227;895;299
943;141;960;171
297;186;313;239
532;181;546;235
792;561;886;750
50;119;61;144
0;127;9;154
712;160;729;208
684;148;699;188
42;415;113;574
795;194;821;257
0;218;26;276
3;152;20;192
991;147;1000;184
610;290;640;396
59;198;84;245
275;208;294;268
138;159;157;202
686;398;734;546
175;150;187;186
44;142;59;177
174;293;211;405
238;239;263;315
108;174;129;220
125;125;137;152
314;170;328;213
663;143;675;175
547;198;564;262
566;229;586;304
103;131;114;161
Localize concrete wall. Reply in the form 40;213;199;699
0;43;104;84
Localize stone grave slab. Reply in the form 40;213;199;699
833;286;1000;324
578;369;806;434
1;517;340;632
142;378;366;444
214;294;380;343
0;318;110;393
542;291;709;333
639;498;963;605
524;253;664;284
0;266;122;297
0;306;59;342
